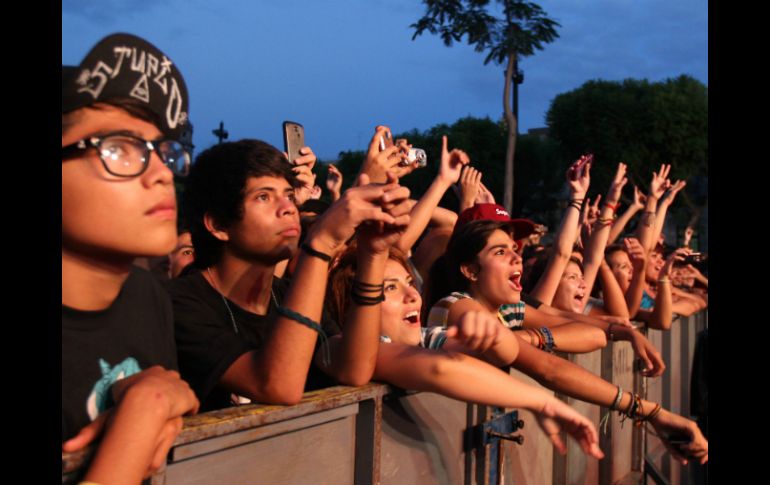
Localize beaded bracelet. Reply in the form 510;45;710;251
527;328;544;349
539;326;556;353
276;306;331;366
300;242;332;263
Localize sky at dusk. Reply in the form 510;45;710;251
62;0;707;161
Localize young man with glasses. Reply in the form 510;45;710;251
62;33;199;483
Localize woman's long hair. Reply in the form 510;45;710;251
423;220;513;314
327;242;414;328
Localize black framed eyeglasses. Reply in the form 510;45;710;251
62;133;191;177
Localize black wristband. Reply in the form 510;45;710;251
351;291;385;306
301;242;332;262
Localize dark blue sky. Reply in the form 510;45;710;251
62;0;707;160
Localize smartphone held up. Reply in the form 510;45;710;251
283;121;305;164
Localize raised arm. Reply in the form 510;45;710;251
457;166;482;213
636;164;670;253
608;185;645;245
358;126;407;184
623;237;649;318
325;164;343;202
530;155;592;304
394;135;468;254
291;147;319;207
582;163;628;298
223;176;410;405
593;260;631;318
636;247;689;330
652;179;687;248
320;181;412;386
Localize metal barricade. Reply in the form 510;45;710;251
61;310;708;485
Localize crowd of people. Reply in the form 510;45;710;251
62;33;708;484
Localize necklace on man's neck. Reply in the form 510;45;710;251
206;267;278;334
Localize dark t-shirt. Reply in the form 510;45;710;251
166;272;340;411
62;266;178;441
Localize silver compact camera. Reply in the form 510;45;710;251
400;148;427;168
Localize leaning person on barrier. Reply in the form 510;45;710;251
421;220;708;465
328;243;605;460
167;139;411;410
61;33;201;483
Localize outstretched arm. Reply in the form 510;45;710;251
373;342;604;459
510;340;706;464
530;301;665;377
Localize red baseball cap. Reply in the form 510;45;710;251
455;204;536;247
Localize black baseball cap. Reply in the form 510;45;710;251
62;33;189;139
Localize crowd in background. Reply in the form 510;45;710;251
62;33;708;484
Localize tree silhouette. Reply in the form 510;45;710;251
411;0;560;212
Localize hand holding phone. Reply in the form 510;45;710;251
568;154;593;181
378;128;394;152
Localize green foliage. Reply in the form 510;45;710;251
546;75;708;193
411;0;560;65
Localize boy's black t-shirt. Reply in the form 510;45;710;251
166;271;340;412
61;266;178;441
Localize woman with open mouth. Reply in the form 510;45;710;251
420;219;707;465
